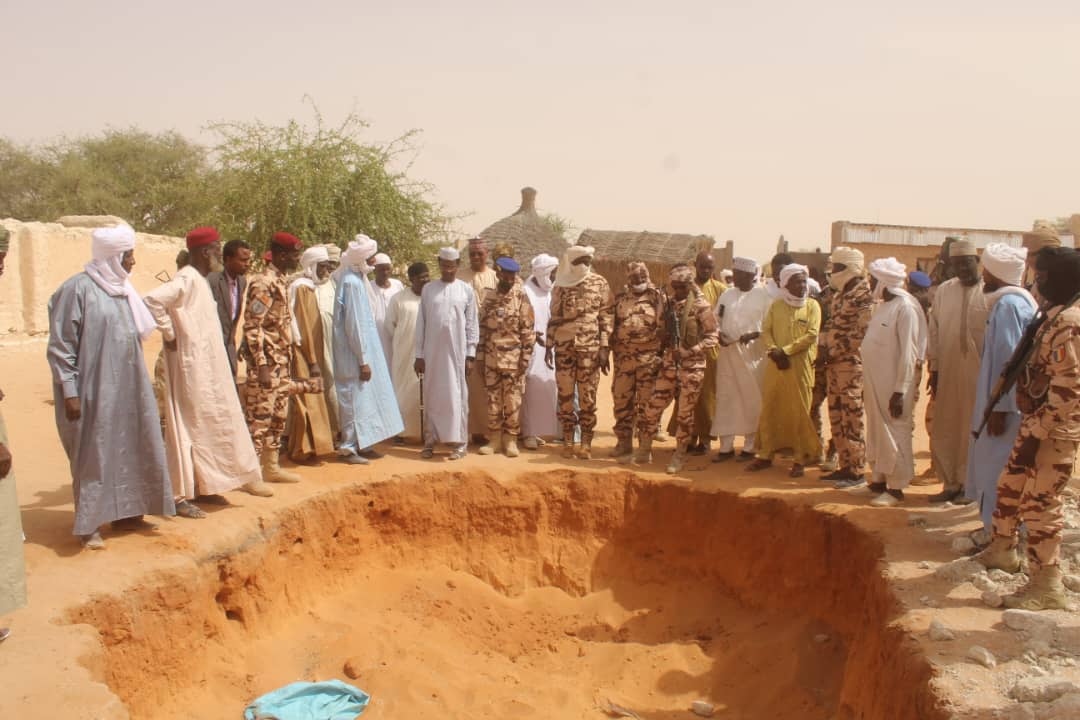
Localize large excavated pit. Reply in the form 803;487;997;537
65;470;945;719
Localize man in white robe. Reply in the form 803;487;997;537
711;257;772;461
144;227;267;513
927;239;989;503
861;258;927;507
47;225;175;549
368;252;404;369
520;253;560;449
415;247;479;460
316;245;340;436
386;262;429;442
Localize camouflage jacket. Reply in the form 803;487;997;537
663;291;720;370
548;272;614;352
1019;304;1080;442
825;279;873;364
478;284;536;371
243;264;293;368
612;285;665;354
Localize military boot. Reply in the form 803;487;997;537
241;480;274;497
262;449;301;483
561;432;576;459
634;434;653;465
611;436;633;462
577;435;593;460
504;434;520;458
973;536;1022;573
666;446;687;474
478;431;502;456
1003;565;1069;611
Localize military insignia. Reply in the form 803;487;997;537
1051;346;1067;364
250;298;269;316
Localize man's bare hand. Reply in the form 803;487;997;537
359;364;372;382
544;345;554;370
414;358;425;377
164;338;178;352
988;411;1008;437
889;392;904;419
258;366;272;389
0;441;12;479
598;347;610;376
64;396;81;421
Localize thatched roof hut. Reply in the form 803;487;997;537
577;228;716;291
477;187;570;265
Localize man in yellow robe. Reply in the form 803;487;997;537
747;264;823;477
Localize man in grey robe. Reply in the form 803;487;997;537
47;224;175;549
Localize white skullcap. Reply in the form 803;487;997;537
829;246;864;271
982;243;1027;286
91;224;137;260
950;239;978;257
373;252;391;266
732;256;759;274
531;253;558;274
300;245;329;271
868;257;907;289
439;247;460;261
323;244;342;262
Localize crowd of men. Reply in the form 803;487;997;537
1;220;1078;632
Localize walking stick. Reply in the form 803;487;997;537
418;372;425;443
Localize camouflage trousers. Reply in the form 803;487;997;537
554;343;601;440
992;437;1078;569
643;352;705;447
826;361;866;471
811;360;829;452
245;363;290;455
485;366;526;436
612;350;661;441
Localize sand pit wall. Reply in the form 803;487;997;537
65;471;944;719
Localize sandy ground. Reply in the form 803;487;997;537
1;335;1078;719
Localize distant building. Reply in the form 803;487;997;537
468;187;571;266
831;220;1077;274
577;229;731;290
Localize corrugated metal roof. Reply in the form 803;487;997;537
836;222;1075;249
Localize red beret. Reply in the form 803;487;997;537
271;232;302;249
185;226;220;250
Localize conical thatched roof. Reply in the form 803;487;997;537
577;229;714;263
478;187;570;265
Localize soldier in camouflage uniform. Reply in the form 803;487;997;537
610;262;665;463
243;231;304;486
977;247;1080;610
640;264;719;473
822;247;874;487
545;245;613;459
477;257;535;457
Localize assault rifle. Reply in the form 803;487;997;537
973;291;1080;440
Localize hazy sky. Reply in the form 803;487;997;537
4;1;1078;258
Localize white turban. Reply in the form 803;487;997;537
828;246;865;292
300;246;329;277
531;253;559;292
981;243;1027;287
555;245;595;288
351;234;378;260
341;236;378;277
732;256;759;275
372;252;391;266
778;263;809;307
289;245;331;342
438;246;460;261
85;224;156;340
868;257;907;300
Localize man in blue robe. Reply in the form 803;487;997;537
47;224;175;549
966;243;1038;536
332;235;404;464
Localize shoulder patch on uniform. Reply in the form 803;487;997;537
1052;345;1067;364
249;297;269;316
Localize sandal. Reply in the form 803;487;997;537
80;531;105;550
448;449;467;461
420;447;434;459
789;463;805;478
175;500;207;519
745;459;772;472
0;628;10;642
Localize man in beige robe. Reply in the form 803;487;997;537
927;238;989;504
286;246;336;461
143;227;269;514
456;236;497;444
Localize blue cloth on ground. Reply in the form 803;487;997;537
244;680;370;720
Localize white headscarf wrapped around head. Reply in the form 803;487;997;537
333;235;378;285
530;253;559;292
289;245;331;344
829;246;865;291
555;245;595;288
867;257;908;301
85;224;156;340
982;243;1027;287
778;263;809;308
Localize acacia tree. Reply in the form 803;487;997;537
209;108;452;260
